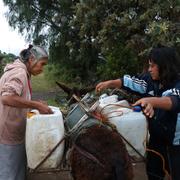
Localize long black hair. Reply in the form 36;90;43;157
149;46;180;87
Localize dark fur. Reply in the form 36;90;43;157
70;125;133;180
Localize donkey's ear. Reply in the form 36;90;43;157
79;86;95;95
56;81;72;95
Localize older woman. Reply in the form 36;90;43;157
0;45;53;180
96;46;180;180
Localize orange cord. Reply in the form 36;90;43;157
146;148;172;180
143;119;172;180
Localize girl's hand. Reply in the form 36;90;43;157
96;79;122;93
96;81;110;93
133;98;154;118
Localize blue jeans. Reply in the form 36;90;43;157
0;143;26;180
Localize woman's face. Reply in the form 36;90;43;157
28;58;48;76
148;60;160;80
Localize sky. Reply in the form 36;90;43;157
0;0;27;55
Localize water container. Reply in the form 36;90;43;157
26;106;65;169
98;96;147;159
99;94;118;104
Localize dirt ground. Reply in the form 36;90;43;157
32;91;60;101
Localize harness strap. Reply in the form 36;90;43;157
32;136;67;172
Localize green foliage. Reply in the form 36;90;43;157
3;53;16;63
44;64;75;83
97;45;140;80
3;0;180;83
0;56;3;76
0;50;16;76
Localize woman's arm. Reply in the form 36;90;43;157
1;95;53;114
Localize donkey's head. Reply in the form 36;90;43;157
56;81;95;104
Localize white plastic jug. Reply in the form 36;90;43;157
98;97;147;159
99;94;118;104
26;106;65;169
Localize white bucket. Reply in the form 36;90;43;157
98;97;147;158
26;106;65;169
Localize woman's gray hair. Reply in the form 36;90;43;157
19;45;48;63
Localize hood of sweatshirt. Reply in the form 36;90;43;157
4;59;30;78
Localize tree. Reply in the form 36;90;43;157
0;51;16;76
0;53;4;76
3;0;180;83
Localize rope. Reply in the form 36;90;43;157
99;103;132;114
146;148;172;180
143;119;172;180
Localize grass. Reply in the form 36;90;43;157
31;73;70;109
47;98;61;107
31;73;56;92
31;73;60;106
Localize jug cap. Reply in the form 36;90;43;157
133;106;142;112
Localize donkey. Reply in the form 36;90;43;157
70;125;133;180
56;81;133;180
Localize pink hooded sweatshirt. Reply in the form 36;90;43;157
0;59;31;145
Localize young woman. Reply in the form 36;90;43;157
0;45;53;180
96;46;180;180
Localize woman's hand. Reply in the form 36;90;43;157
37;100;48;105
133;98;154;118
37;102;53;114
